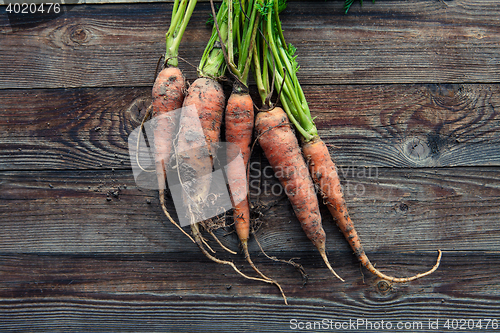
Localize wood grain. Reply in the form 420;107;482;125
312;83;500;167
1;84;499;171
1;1;500;330
1;1;499;89
1;252;500;332
1;166;499;254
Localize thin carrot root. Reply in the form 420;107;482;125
242;241;287;303
208;230;237;255
253;233;309;284
200;233;216;254
302;136;442;283
159;190;195;244
241;240;281;286
319;250;345;283
366;250;442;283
191;223;288;305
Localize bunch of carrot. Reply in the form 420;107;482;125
253;0;441;284
144;0;442;304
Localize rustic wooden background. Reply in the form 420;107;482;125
1;0;500;332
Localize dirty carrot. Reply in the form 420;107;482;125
172;0;226;230
225;84;254;249
254;106;344;283
222;0;277;280
150;0;197;241
302;137;442;282
251;0;343;282
177;0;226;226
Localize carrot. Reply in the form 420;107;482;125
148;0;197;241
164;0;226;234
255;107;344;282
152;66;185;194
176;93;217;219
174;75;225;227
264;0;441;283
302;137;442;282
221;0;280;283
250;2;343;282
225;84;254;247
182;77;225;161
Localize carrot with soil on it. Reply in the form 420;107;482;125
180;0;227;241
254;107;344;283
223;0;288;295
302;138;442;282
222;0;276;282
267;0;441;282
149;0;197;241
251;11;344;282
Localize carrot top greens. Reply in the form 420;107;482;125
198;0;228;78
165;0;198;67
253;0;318;142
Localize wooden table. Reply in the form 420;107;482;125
1;1;500;331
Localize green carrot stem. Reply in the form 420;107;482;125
198;0;229;78
253;42;268;104
172;0;179;20
261;0;317;141
165;0;198;67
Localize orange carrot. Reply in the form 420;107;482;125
182;77;225;163
225;84;254;246
176;76;225;236
146;0;198;241
152;66;185;193
225;84;281;284
220;0;289;300
150;66;197;242
302;136;442;283
255;107;344;282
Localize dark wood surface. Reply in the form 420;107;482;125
1;1;500;332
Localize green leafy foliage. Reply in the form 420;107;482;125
206;3;221;27
257;0;273;16
286;43;299;74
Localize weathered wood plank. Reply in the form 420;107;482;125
1;252;499;332
1;166;499;254
313;83;500;167
287;0;500;85
0;87;143;171
0;2;208;88
1;1;499;89
1;84;499;171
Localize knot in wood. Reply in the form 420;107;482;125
70;26;91;44
377;280;391;293
403;137;431;162
126;97;151;125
